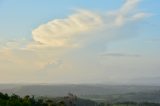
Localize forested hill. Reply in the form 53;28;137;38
1;84;160;105
0;92;97;106
1;84;160;97
1;92;160;106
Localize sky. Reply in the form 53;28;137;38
0;0;160;85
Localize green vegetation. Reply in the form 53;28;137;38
0;92;64;106
0;92;97;106
0;92;160;106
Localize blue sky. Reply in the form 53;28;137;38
0;0;160;84
1;0;159;39
0;0;121;39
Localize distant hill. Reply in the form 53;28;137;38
84;90;160;103
1;84;160;103
1;84;160;96
107;91;160;103
0;84;21;91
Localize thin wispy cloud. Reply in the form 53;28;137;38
100;53;141;57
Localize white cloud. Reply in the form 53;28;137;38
131;13;150;20
120;0;139;14
31;10;103;48
107;0;149;26
0;0;153;83
0;47;62;71
0;0;150;71
30;0;149;49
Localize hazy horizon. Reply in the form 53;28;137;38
0;0;160;84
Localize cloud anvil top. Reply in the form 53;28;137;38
0;0;159;84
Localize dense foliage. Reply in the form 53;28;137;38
0;92;65;106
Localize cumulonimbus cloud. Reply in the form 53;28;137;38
31;10;103;48
0;0;154;83
0;0;150;71
30;0;149;49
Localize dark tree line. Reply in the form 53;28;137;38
0;92;65;106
